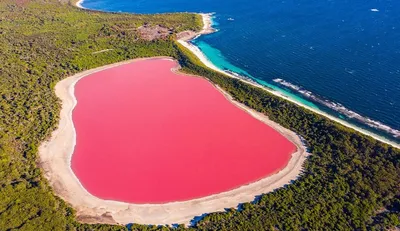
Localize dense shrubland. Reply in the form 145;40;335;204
176;44;400;230
0;0;399;230
0;1;200;230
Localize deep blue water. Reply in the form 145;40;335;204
82;0;400;142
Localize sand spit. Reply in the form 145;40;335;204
178;14;400;149
38;57;307;226
75;0;84;9
176;13;216;41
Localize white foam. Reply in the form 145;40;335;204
273;79;400;139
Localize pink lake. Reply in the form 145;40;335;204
71;59;295;203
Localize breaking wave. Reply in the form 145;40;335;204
273;78;400;139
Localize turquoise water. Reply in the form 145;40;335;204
193;40;319;109
193;40;252;77
81;0;400;142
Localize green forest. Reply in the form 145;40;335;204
0;0;399;230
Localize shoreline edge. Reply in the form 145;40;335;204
177;13;400;149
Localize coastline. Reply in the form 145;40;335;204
177;14;400;149
42;5;397;226
38;57;308;226
75;0;84;8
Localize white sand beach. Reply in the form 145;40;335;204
75;0;84;8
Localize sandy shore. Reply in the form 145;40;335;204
198;13;216;35
75;0;84;8
39;57;308;226
176;13;216;41
178;14;400;149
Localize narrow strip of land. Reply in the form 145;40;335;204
39;57;307;226
178;14;400;149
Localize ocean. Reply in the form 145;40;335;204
81;0;400;143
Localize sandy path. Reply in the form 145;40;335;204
178;14;400;149
38;57;308;226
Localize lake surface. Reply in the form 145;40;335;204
72;59;294;203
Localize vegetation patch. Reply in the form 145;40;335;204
137;25;172;41
0;0;399;230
